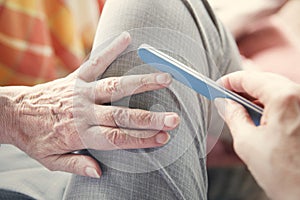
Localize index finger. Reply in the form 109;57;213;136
219;71;293;104
78;32;131;82
95;73;172;104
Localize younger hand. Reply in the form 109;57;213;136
215;71;300;200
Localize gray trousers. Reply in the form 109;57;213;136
1;0;265;199
64;0;241;200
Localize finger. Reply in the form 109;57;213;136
214;98;256;139
78;31;131;82
90;106;180;131
214;98;257;161
218;71;294;104
47;154;101;178
94;73;172;103
81;127;171;150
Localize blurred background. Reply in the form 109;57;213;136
0;0;105;86
208;0;300;199
0;0;300;199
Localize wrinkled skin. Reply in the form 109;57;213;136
0;32;180;178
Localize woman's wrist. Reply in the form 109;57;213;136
0;86;29;144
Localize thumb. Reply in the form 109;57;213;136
48;154;102;178
77;31;131;82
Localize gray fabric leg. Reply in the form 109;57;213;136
0;145;70;200
0;189;34;200
64;0;241;200
207;167;269;200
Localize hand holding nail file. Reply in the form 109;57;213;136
137;44;263;126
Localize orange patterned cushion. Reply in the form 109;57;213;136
0;0;103;86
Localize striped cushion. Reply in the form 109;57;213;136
0;0;104;85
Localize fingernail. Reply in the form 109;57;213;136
156;73;172;85
85;167;101;178
91;58;98;66
164;114;180;128
156;132;170;144
216;78;223;85
214;98;227;119
121;31;131;40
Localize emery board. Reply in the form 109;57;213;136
138;44;263;126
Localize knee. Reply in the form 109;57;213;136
102;0;194;30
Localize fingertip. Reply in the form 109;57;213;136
81;156;102;178
71;155;102;178
155;132;170;144
121;31;131;45
84;166;102;179
216;77;224;86
156;73;172;85
164;113;180;129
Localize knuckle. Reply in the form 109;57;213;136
64;109;74;120
112;109;129;127
136;137;147;145
276;86;300;106
139;76;153;90
135;111;155;126
67;156;80;172
140;76;149;86
100;109;114;125
103;78;123;96
93;55;104;66
74;81;90;97
66;131;81;149
105;129;128;146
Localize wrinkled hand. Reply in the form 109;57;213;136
4;32;180;178
215;71;300;200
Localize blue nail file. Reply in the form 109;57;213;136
138;44;263;126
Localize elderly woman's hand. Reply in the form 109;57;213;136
0;32;179;178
